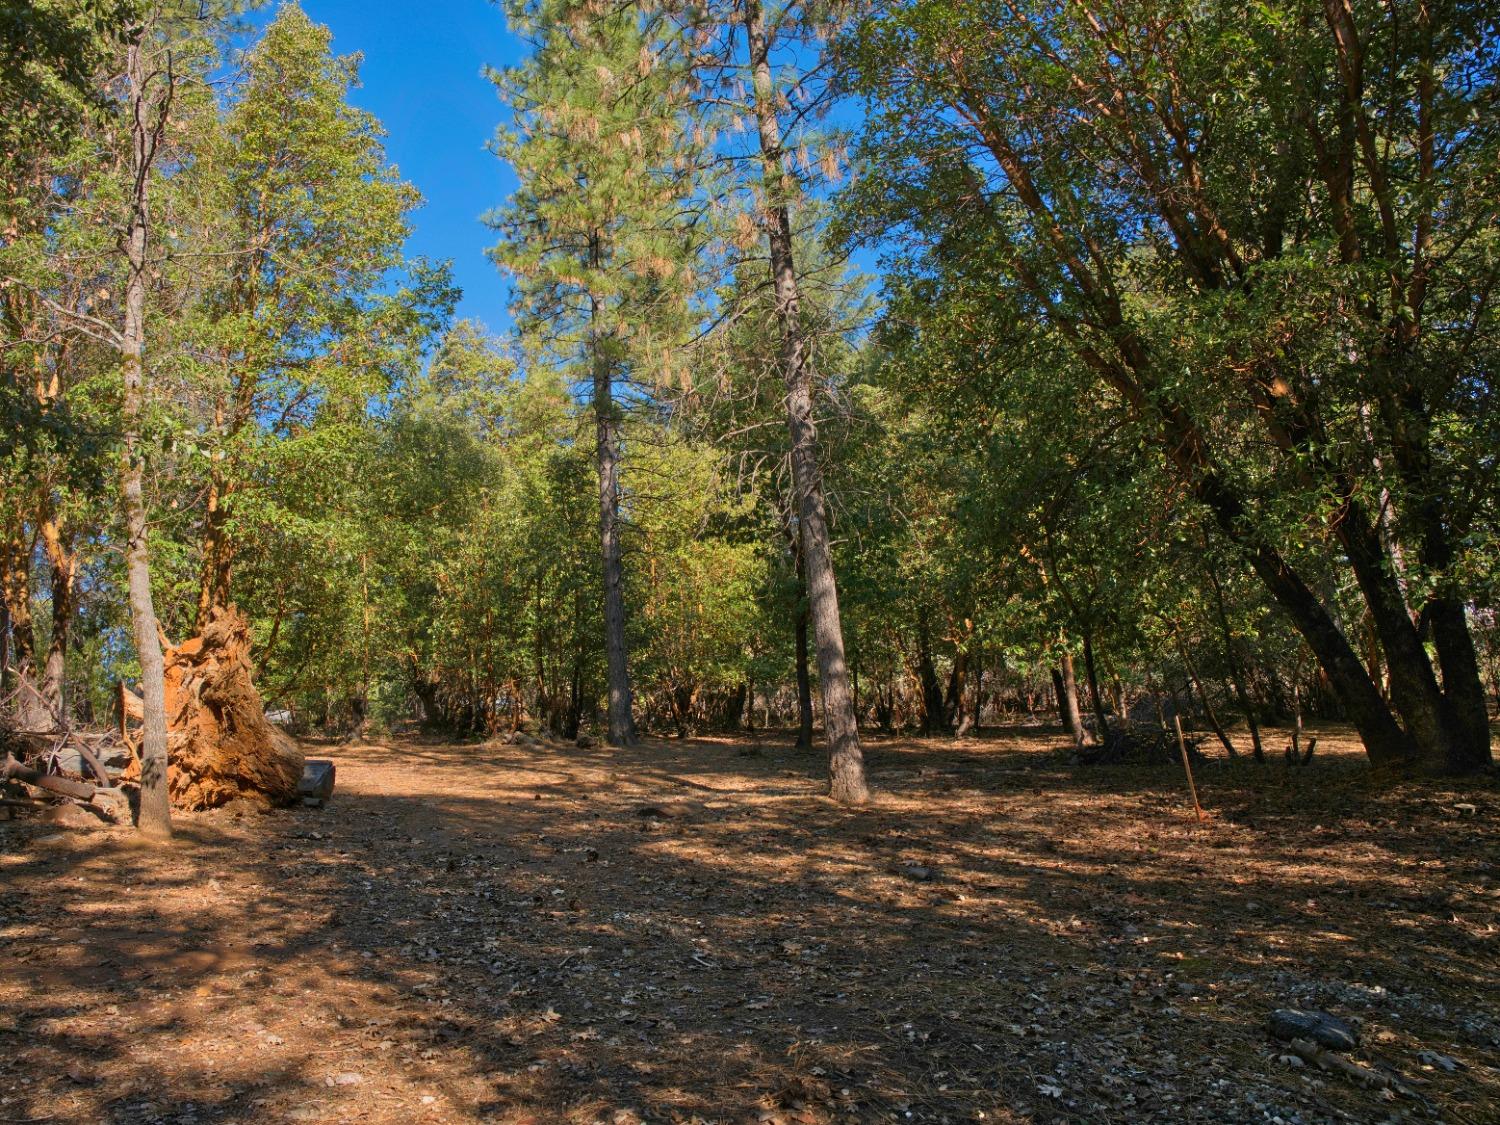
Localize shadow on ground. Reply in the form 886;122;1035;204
1;725;1496;1124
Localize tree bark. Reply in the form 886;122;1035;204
945;647;969;731
745;0;866;803
120;607;303;809
194;464;233;631
0;519;52;732
915;608;947;734
588;233;635;747
1333;500;1476;771
1056;651;1086;750
120;27;171;839
1203;551;1264;761
794;581;814;749
1175;632;1237;758
1080;630;1109;743
38;517;76;726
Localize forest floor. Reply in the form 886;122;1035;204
1;724;1497;1125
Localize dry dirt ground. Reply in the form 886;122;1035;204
1;725;1497;1125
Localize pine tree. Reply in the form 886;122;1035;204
488;0;701;747
660;0;871;801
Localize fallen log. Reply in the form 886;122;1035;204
1;753;96;801
121;606;304;810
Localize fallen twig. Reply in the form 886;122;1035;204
1286;1037;1433;1112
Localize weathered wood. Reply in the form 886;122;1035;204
121;606;303;810
1;754;96;801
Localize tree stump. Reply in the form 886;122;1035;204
122;606;303;809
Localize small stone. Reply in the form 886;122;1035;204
298;759;336;800
329;1072;363;1086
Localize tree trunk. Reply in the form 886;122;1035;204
1238;535;1413;766
1080;630;1109;742
1427;600;1491;770
915;609;946;734
0;521;52;732
590;237;635;748
724;681;747;731
794;587;814;749
1056;652;1086;750
121;607;303;809
194;464;234;632
1376;363;1492;770
1334;502;1474;771
1175;633;1237;758
945;647;969;731
120;28;171;839
1203;553;1264;761
746;0;866;803
791;533;814;749
38;518;76;726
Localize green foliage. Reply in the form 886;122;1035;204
6;0;1496;762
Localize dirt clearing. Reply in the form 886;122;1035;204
2;727;1496;1124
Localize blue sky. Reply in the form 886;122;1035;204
252;1;525;333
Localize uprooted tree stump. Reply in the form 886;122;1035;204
122;606;304;810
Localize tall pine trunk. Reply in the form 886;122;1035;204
794;572;814;749
120;29;171;839
745;0;867;804
589;255;634;747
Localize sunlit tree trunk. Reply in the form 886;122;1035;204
120;27;172;839
1056;651;1086;750
745;0;867;803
